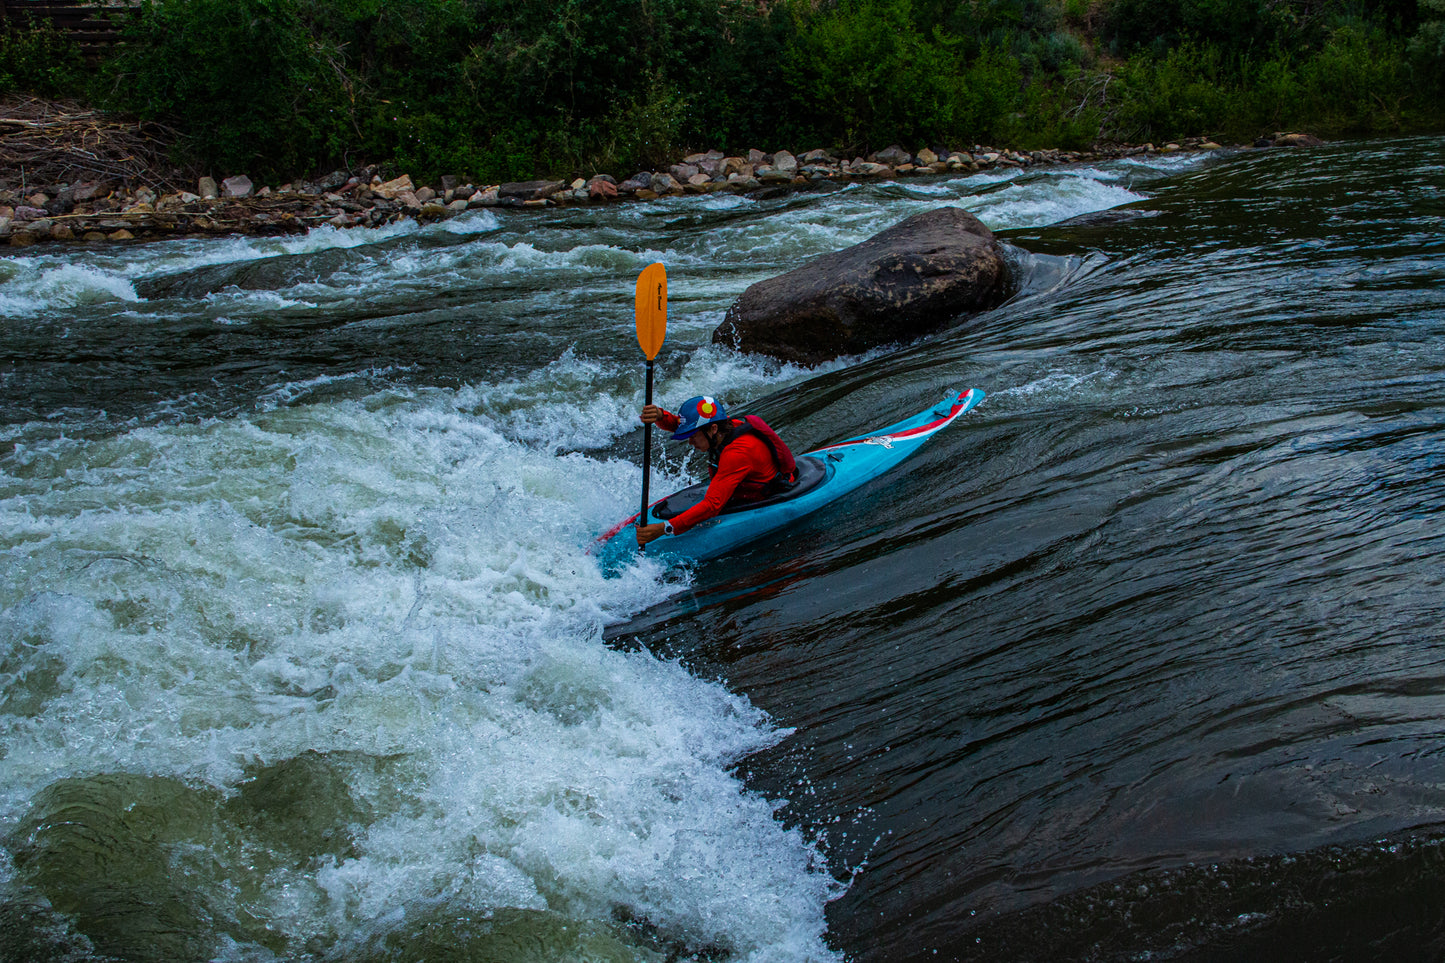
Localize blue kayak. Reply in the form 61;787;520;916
594;388;985;566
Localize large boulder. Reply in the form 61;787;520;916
713;207;1007;364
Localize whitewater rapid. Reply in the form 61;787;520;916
0;155;1193;961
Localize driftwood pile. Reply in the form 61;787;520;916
0;96;185;193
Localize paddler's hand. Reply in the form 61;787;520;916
636;522;667;546
640;404;664;425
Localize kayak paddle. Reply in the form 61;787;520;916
635;262;667;551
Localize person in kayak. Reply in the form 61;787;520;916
635;395;797;547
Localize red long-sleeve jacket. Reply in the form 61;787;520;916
652;409;788;535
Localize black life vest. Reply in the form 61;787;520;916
709;415;798;498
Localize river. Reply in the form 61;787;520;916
2;136;1443;961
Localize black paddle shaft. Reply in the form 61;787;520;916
639;360;655;552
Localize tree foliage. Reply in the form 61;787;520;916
0;0;1439;184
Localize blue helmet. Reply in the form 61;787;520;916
671;396;728;440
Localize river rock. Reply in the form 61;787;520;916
684;150;724;168
374;174;416;198
693;152;725;176
871;145;912;166
498;180;565;203
713;206;1007;364
72;180;113;202
617;173;652;194
1272;132;1324;148
221;175;253;198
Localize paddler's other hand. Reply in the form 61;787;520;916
636;523;667;547
640;404;664;425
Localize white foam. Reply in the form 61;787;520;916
0;260;140;317
464;343;866;456
993;368;1119;406
0;388;842;960
968;175;1147;230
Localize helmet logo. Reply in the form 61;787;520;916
697;398;717;418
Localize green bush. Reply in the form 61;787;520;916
1291;24;1410;130
1109;42;1244;141
0;19;85;98
783;0;940;149
4;0;1439;188
1103;0;1288;56
1104;21;1421;144
782;0;1042;152
98;0;353;179
1409;0;1445;92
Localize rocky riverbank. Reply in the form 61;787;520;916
1;132;1322;249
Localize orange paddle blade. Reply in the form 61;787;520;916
634;263;667;360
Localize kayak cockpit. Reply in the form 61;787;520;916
651;455;830;520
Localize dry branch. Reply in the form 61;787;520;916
0;95;187;192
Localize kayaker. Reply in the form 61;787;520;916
635;395;797;546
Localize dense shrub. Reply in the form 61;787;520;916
1106;23;1415;143
97;0;355;179
1410;0;1445;91
783;0;955;148
0;18;85;98
0;0;1438;184
1103;0;1289;57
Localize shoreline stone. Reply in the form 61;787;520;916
0;133;1309;248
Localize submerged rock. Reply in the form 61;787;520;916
713;206;1008;364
